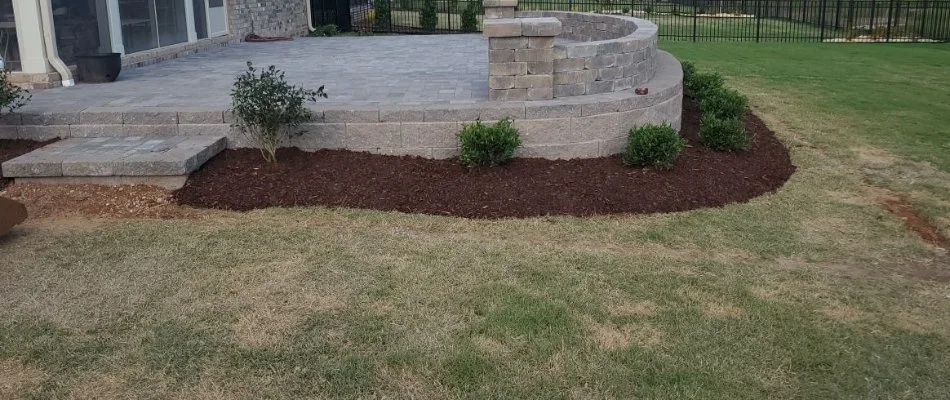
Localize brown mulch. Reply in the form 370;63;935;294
174;98;796;218
3;183;200;220
0;139;55;190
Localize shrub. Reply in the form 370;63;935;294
685;71;724;99
698;87;748;120
461;1;480;32
622;7;630;14
680;60;696;84
457;118;521;168
699;115;750;152
622;123;686;170
374;0;392;31
420;0;439;31
0;70;30;115
230;62;327;163
309;24;339;37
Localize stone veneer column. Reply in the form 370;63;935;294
482;0;561;101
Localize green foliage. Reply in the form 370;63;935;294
0;69;30;114
699;115;750;152
698;87;749;120
457;118;522;168
461;1;480;32
374;0;392;31
420;0;439;31
681;60;696;84
622;7;630;14
309;24;339;37
230;62;327;163
685;71;724;99
622;123;686;170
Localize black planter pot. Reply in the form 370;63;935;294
75;53;122;83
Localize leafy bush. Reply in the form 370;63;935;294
420;0;439;31
309;24;339;37
230;62;327;163
0;70;30;114
374;0;392;31
622;7;630;14
680;61;696;84
457;118;522;168
685;71;724;99
461;1;479;32
699;115;750;152
698;87;748;120
622;123;686;170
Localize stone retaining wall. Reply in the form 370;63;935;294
5;52;683;160
516;12;658;98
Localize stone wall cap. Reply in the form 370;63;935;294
482;18;523;37
483;0;518;7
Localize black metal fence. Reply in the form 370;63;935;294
311;0;950;41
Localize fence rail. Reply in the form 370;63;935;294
311;0;950;41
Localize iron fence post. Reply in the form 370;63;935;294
886;0;895;41
755;0;762;42
819;0;827;41
919;0;929;39
692;0;698;41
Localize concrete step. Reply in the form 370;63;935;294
1;136;226;189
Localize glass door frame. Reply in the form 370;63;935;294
103;0;227;55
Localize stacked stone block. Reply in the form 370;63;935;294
516;11;659;98
483;4;562;102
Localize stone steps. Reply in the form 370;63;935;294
1;136;226;189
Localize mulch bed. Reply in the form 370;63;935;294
174;98;796;218
0;139;54;191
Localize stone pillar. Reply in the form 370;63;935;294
482;0;517;19
483;6;561;101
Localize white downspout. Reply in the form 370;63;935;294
306;0;316;31
38;0;75;87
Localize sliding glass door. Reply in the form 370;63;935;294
118;0;188;53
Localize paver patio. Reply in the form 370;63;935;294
23;35;490;111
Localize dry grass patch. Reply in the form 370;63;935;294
591;322;665;350
606;298;657;317
228;259;347;347
0;360;46;399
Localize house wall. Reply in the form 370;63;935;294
228;0;311;38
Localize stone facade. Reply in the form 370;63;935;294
228;0;311;38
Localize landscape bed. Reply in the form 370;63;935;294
174;98;795;218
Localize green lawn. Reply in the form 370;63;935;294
1;44;949;398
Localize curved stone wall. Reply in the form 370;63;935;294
516;12;658;98
9;52;683;160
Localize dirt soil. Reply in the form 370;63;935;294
0;139;54;190
173;98;796;218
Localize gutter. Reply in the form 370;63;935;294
38;0;75;87
306;0;316;31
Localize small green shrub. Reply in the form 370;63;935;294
680;61;696;84
374;0;392;31
0;69;30;114
698;87;748;120
685;71;724;99
699;115;750;152
457;118;521;168
622;123;686;170
622;7;630;14
309;24;339;37
420;0;439;31
230;62;327;163
643;5;653;14
461;1;480;32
